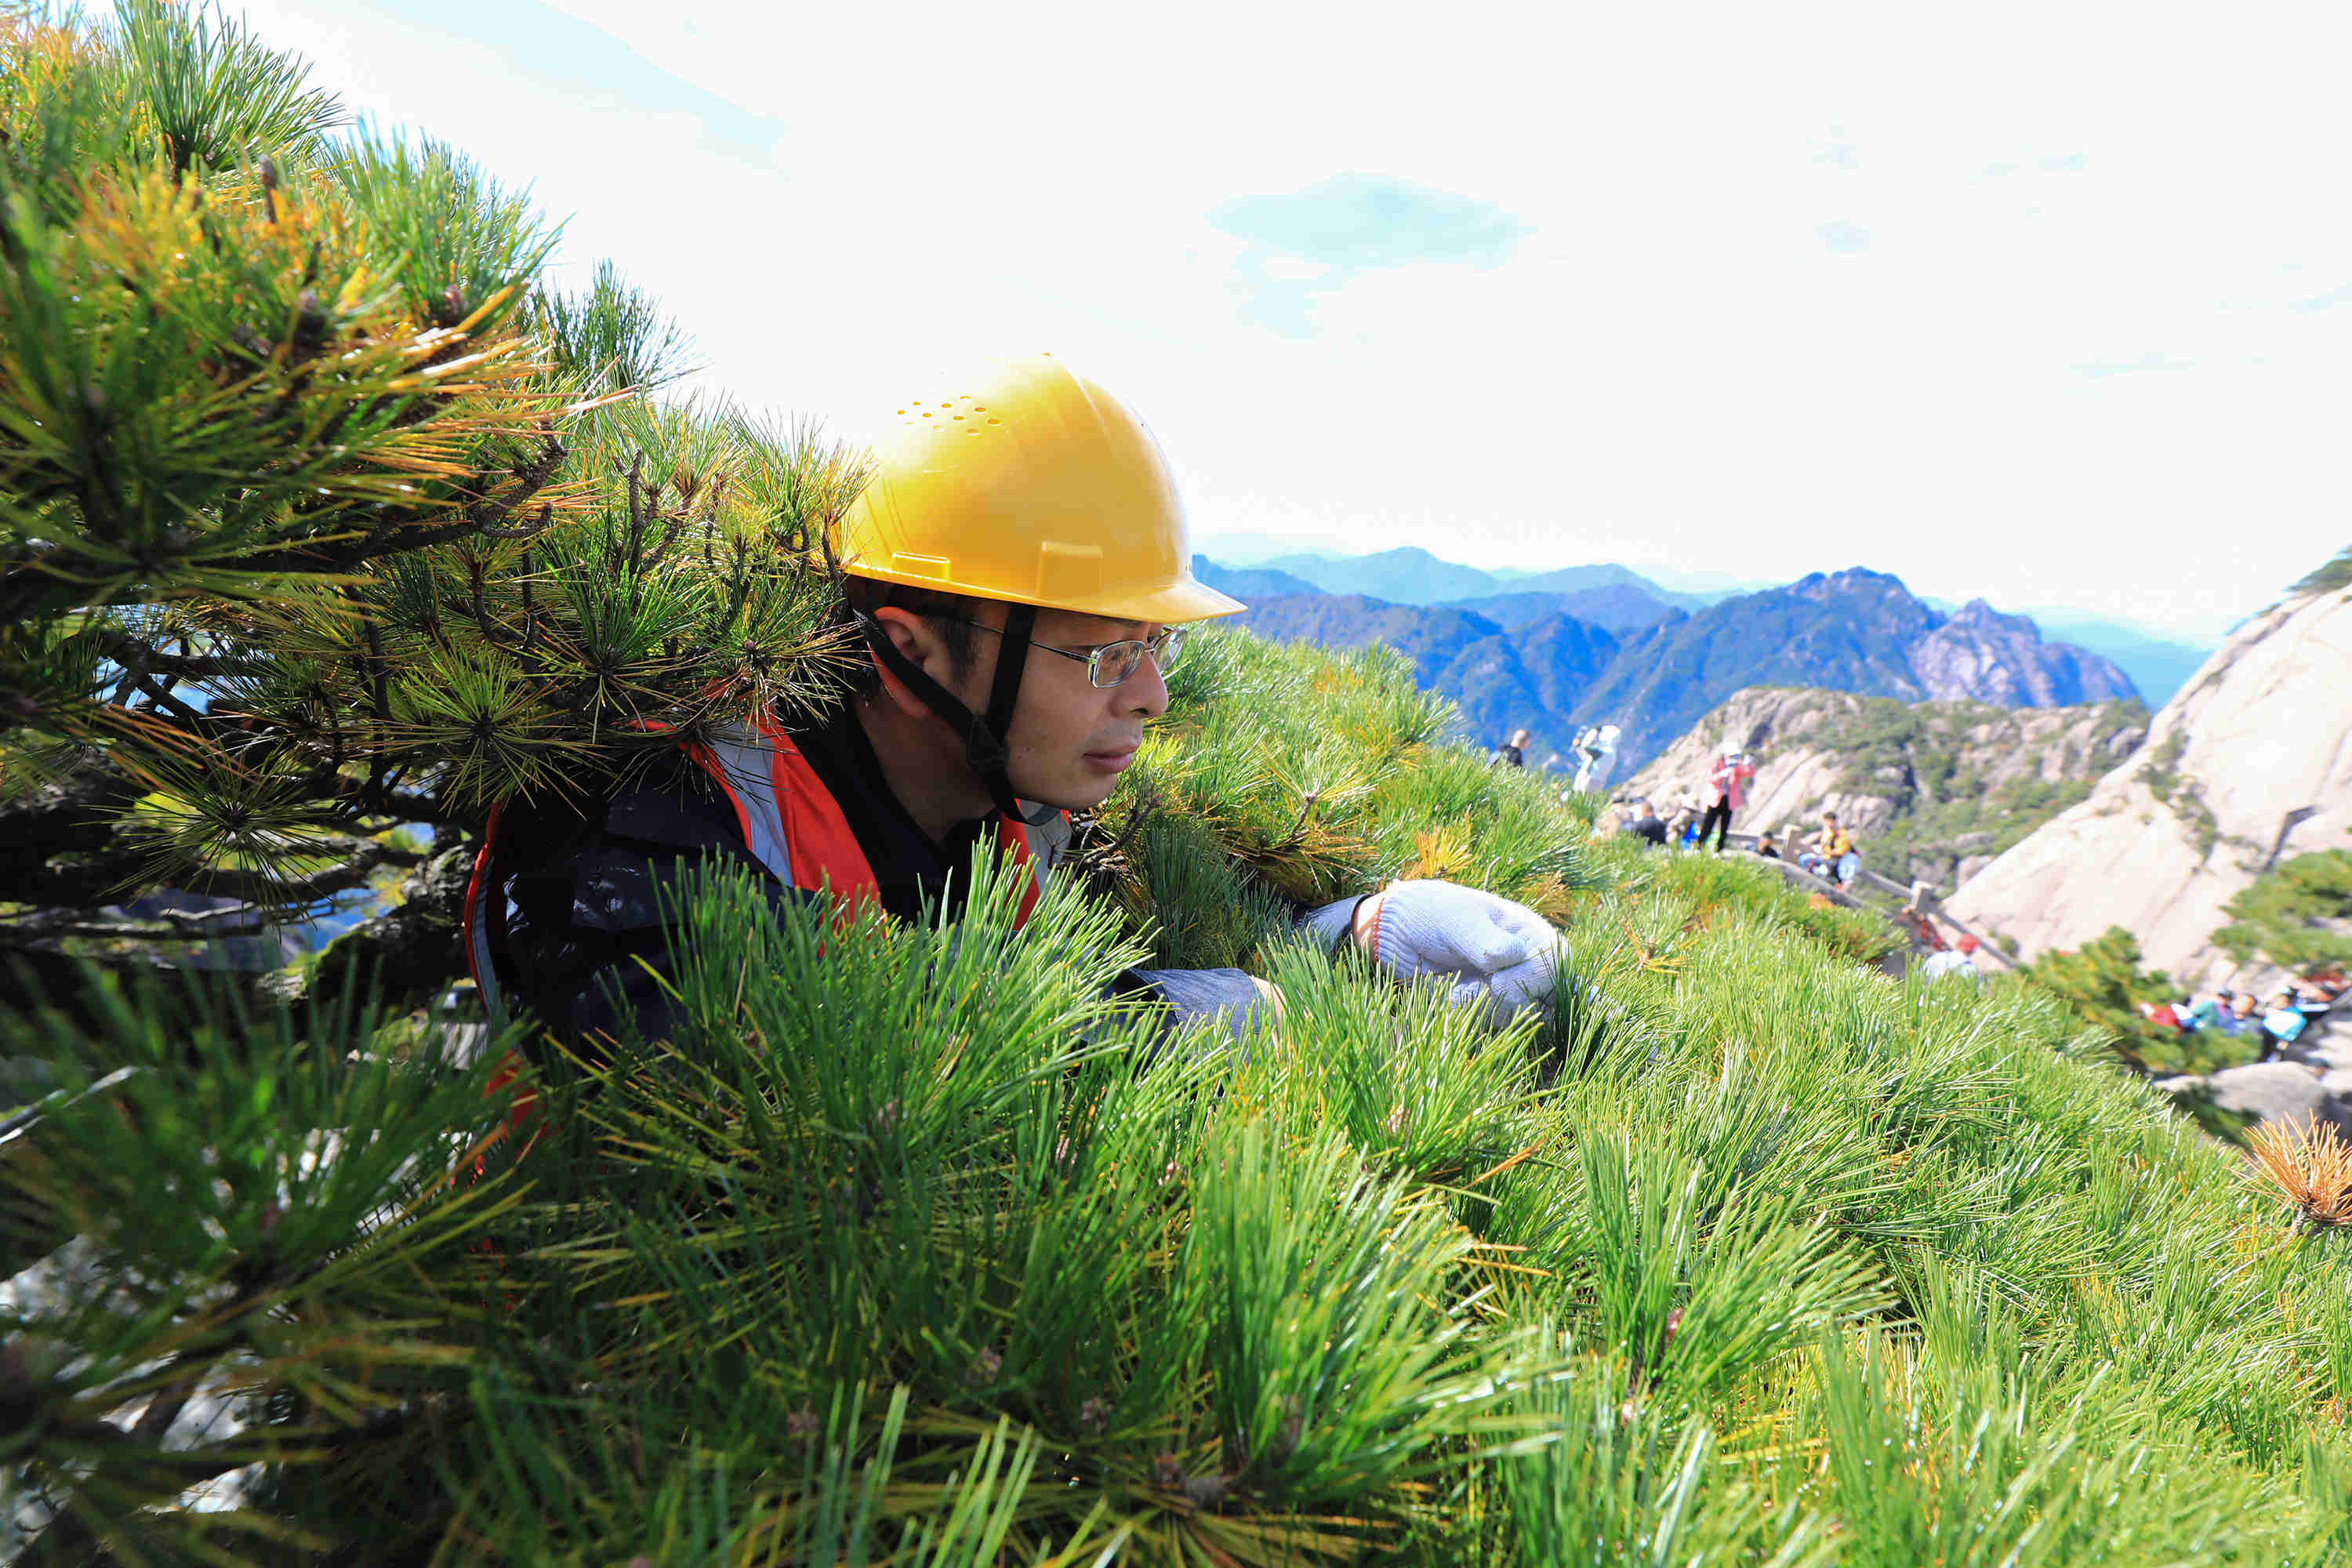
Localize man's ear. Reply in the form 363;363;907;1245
867;606;985;720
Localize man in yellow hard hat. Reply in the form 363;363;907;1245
469;354;1568;1049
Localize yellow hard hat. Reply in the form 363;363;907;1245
833;354;1243;625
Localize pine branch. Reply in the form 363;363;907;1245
187;837;423;906
0;907;262;943
91;631;267;681
15;1419;278;1568
0;770;423;911
318;791;473;832
225;437;569;577
115;662;206;728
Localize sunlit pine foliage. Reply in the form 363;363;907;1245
0;3;854;924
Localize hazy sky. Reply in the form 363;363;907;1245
230;0;2352;641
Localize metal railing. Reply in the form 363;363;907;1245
1711;831;2017;968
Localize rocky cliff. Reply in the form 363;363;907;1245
1947;561;2352;979
1623;687;2147;891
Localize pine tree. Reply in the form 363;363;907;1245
15;7;2352;1566
0;2;852;1016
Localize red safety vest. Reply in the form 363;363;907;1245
463;711;1068;1133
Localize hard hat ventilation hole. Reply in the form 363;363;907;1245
986;417;1000;424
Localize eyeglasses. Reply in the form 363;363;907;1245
930;614;1190;689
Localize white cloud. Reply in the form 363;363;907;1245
1259;256;1331;282
227;0;2352;638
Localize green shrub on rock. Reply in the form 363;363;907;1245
2217;848;2352;976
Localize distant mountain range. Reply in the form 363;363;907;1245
1436;586;1673;635
1221;561;2147;772
1197;549;2216;713
1217;546;1727;612
1231;593;1624;762
1576;569;2142;769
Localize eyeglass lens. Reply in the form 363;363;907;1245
1090;626;1189;688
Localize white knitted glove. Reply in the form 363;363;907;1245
1301;879;1568;1027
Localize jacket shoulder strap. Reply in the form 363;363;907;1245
1014;805;1072;872
996;805;1069;927
465;802;510;1025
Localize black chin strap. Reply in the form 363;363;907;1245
859;605;1059;826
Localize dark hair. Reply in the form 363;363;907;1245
833;575;989;695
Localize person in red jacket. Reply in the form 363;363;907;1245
1696;745;1755;854
469;354;1575;1069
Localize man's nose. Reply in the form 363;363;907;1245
1122;648;1171;718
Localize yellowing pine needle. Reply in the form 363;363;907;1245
2248;1118;2352;1227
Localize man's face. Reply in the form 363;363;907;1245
958;605;1171;811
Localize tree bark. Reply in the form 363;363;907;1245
0;761;140;907
264;843;476;1015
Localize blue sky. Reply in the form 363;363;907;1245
230;0;2352;641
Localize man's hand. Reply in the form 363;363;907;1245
1305;880;1568;1028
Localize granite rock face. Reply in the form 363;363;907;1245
1624;686;2148;891
1946;575;2352;981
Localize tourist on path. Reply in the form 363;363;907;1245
1919;934;1983;984
1626;798;1669;848
1569;724;1620;795
1696;745;1754;854
1796;814;1859;885
2256;994;2310;1063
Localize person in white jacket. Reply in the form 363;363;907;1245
1569;724;1620;795
1918;935;1984;985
